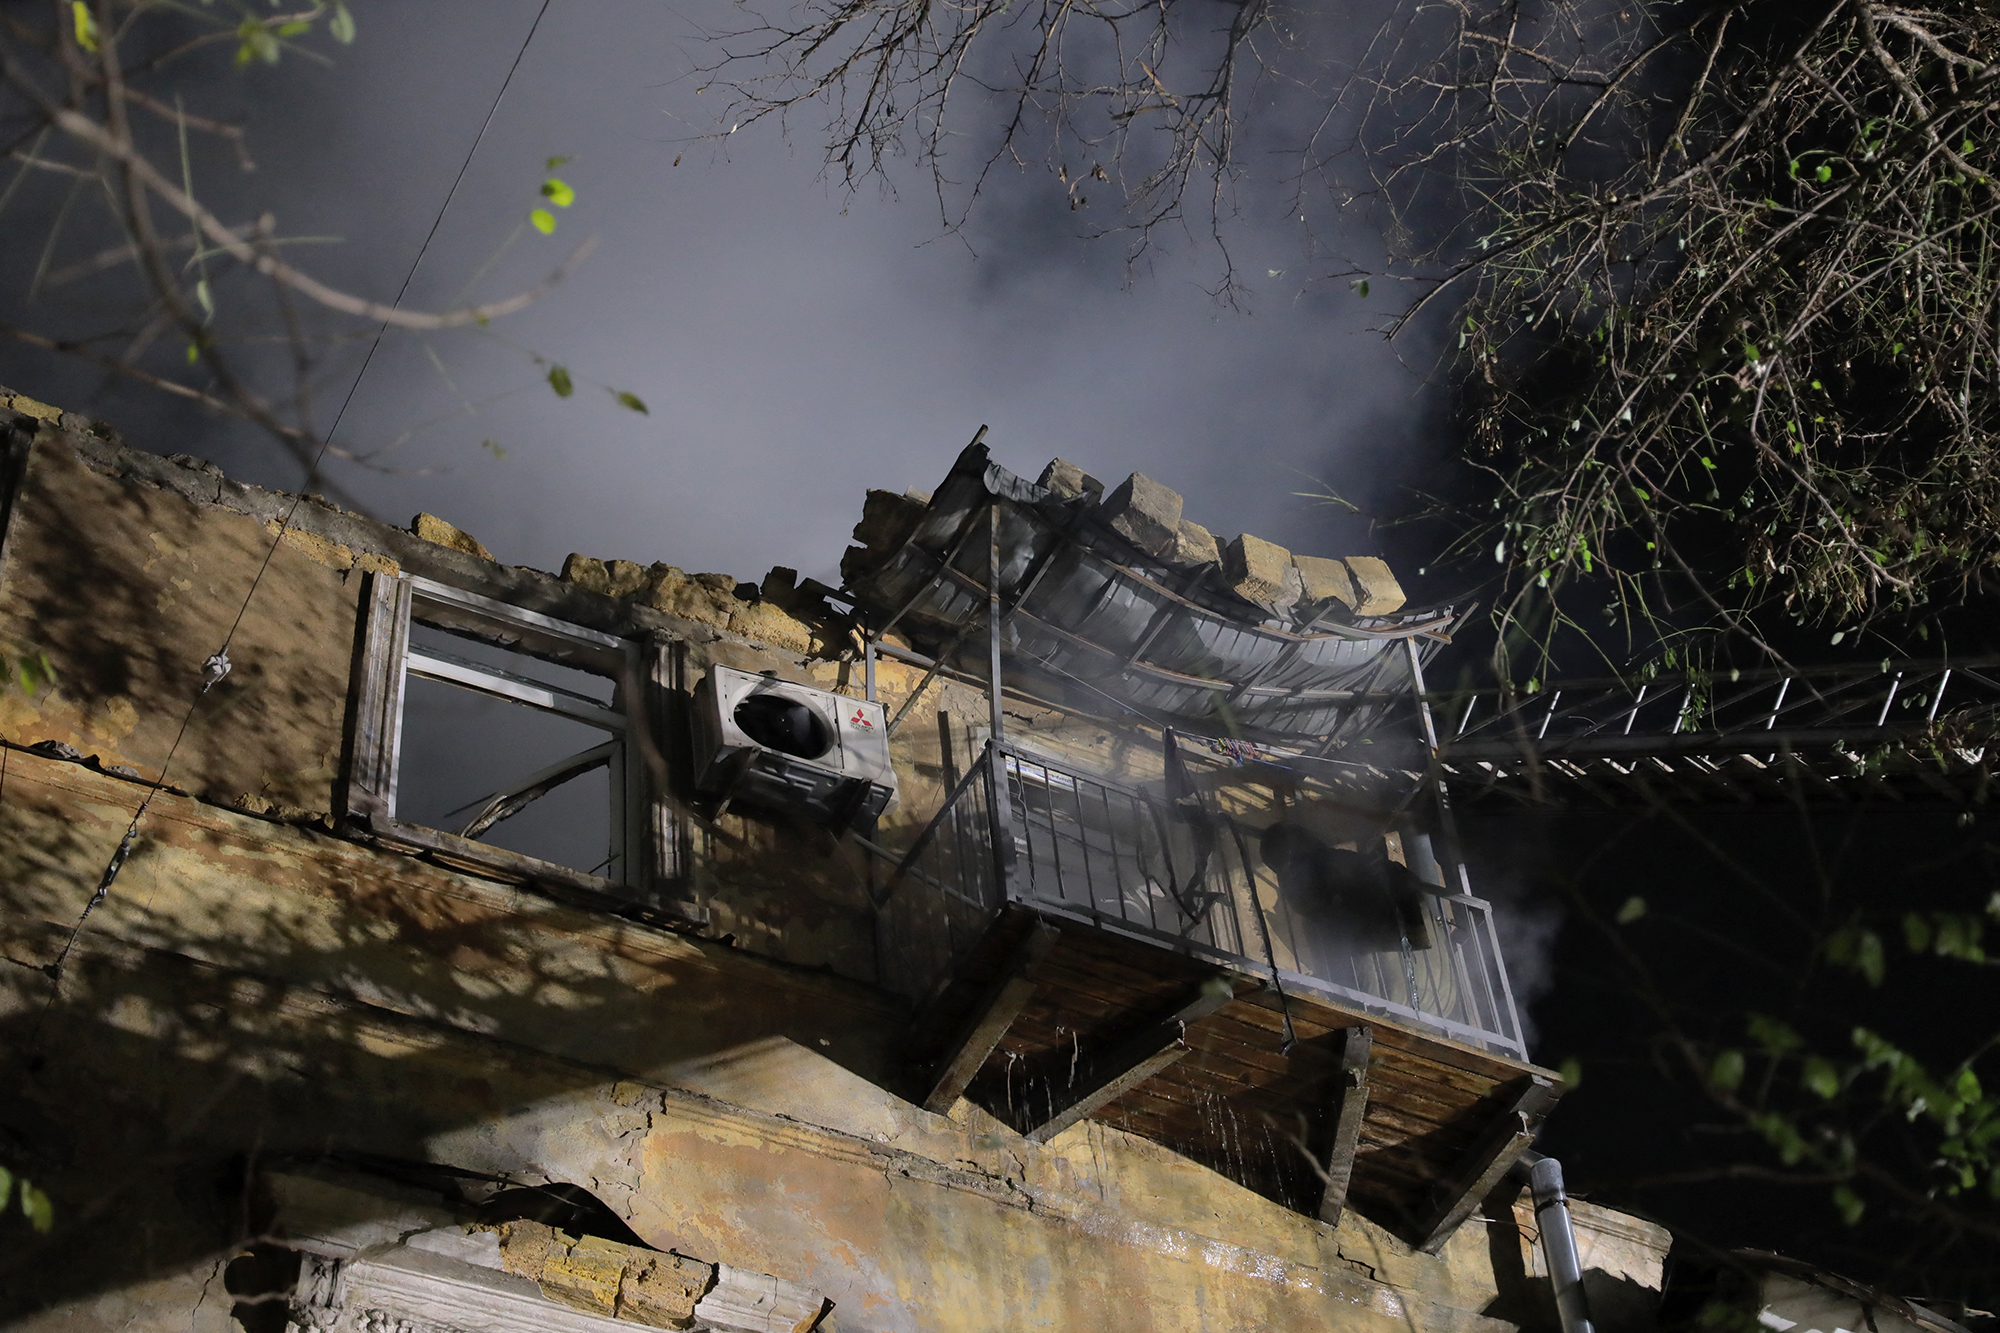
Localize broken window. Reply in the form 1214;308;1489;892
341;574;697;922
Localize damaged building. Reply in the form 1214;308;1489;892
0;389;1673;1333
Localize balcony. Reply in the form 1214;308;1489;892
874;736;1554;1248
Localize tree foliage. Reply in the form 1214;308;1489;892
712;0;2000;665
0;2;603;494
1402;1;2000;663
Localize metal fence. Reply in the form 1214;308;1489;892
876;740;1526;1058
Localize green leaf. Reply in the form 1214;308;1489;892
529;208;557;235
195;278;214;319
236;19;280;65
1828;926;1885;986
71;1;98;52
1815;164;1832;183
1832;1185;1864;1226
547;365;574;398
278;19;310;36
1616;895;1647;924
480;439;507;460
0;1164;12;1209
1557;1057;1583;1089
546;155;572;170
329;4;355;43
18;650;54;697
1710;1048;1746;1093
541;178;576;208
613;390;649;415
1351;279;1369;298
1904;912;1933;953
20;1181;52;1233
1748;1014;1803;1053
1803;1056;1841;1099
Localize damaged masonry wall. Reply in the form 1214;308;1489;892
0;390;1664;1333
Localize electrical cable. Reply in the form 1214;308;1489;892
29;1;555;1039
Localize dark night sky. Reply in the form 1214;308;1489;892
0;0;1443;591
8;3;1989;1302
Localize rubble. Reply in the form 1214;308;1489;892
1344;556;1407;615
1036;457;1103;501
412;511;496;562
1101;471;1184;557
1170;519;1220;568
1223;533;1300;610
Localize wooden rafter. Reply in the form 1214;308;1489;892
920;919;1059;1114
1022;972;1245;1144
1316;1026;1373;1227
1416;1074;1557;1254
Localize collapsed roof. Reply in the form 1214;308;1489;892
839;440;1455;742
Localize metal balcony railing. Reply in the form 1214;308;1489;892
876;739;1527;1059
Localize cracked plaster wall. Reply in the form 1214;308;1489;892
0;395;1625;1333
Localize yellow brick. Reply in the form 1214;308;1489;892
729;601;813;655
6;395;61;423
411;512;494;562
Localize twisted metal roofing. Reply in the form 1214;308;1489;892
843;442;1455;741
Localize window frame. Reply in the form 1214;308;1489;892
341;570;702;926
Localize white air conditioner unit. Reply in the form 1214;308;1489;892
692;665;900;830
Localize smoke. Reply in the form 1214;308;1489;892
0;0;1451;598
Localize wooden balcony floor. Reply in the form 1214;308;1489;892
908;906;1564;1248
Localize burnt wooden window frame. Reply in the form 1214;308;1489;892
341;571;702;926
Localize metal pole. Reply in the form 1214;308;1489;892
863;630;877;703
1406;637;1524;1051
989;502;1006;745
1513;1153;1596;1333
986;502;1015;899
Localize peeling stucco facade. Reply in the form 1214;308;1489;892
0;391;1668;1333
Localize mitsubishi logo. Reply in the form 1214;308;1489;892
851;709;873;729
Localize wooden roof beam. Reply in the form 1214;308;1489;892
1416;1074;1557;1254
920;919;1059;1114
1023;972;1245;1143
1316;1026;1373;1228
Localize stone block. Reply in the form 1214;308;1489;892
411;512;494;562
1223;533;1298;609
1102;472;1183;556
730;601;814;655
1293;554;1359;610
620;1252;715;1330
838;544;875;585
604;559;650;599
1344;556;1406;615
561;554;611;595
1036;458;1104;502
495;1222;712;1330
852;489;924;551
641;565;737;630
761;566;799;604
542;1233;629;1315
4;393;60;423
1169;519;1219;568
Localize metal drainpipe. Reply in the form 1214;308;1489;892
1514;1150;1595;1333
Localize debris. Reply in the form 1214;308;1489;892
1223;533;1299;610
1101;472;1184;557
411;512;495;562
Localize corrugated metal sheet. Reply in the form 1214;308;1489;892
845;444;1452;740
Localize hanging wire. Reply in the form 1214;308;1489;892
29;0;556;1035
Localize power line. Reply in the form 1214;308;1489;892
31;0;557;1031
